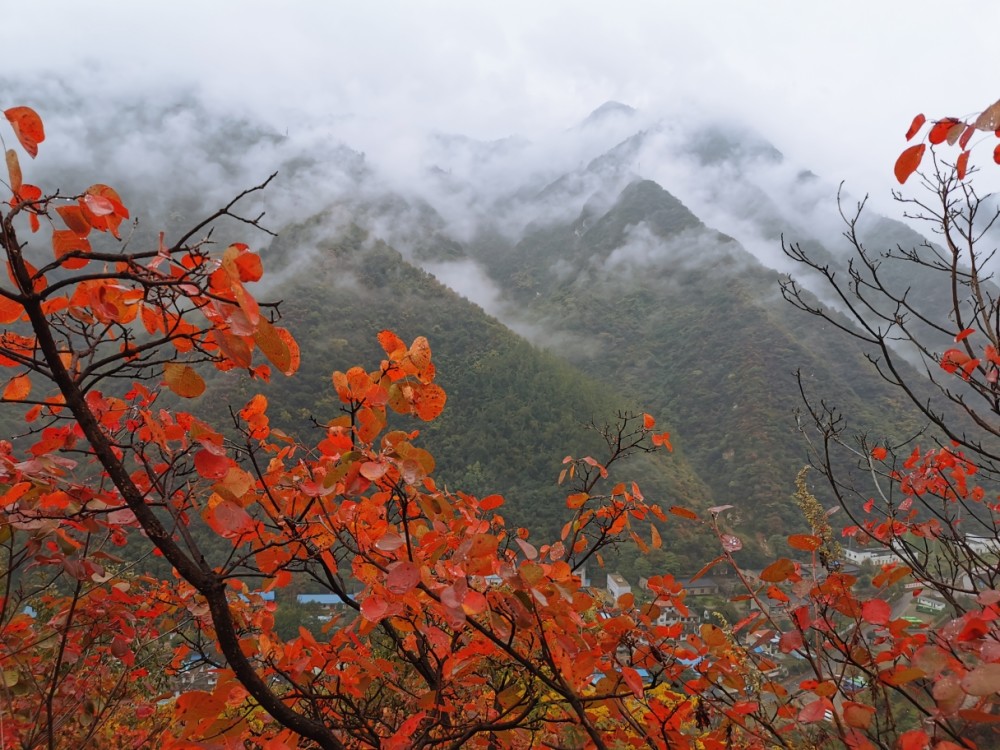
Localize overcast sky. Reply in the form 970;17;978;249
6;1;1000;216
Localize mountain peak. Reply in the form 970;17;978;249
582;101;637;126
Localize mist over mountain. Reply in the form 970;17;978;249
5;81;947;568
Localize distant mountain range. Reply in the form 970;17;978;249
8;91;951;575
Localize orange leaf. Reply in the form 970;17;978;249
880;667;924;686
4;107;45;158
760;557;796;583
80;184;129;238
566;492;589;509
669;505;698;520
871;446;888;461
2;373;30;401
643;413;655;429
787;534;821;552
650;523;662;549
52;230;92;269
412;382;446;421
378;329;407;358
163;362;206;398
253;318;293;375
0;295;23;324
842;701;875;729
56;205;92;236
894;143;925;184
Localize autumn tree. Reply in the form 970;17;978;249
754;100;1000;748
0;105;735;749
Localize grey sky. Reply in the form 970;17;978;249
6;1;1000;214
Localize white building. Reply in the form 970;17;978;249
606;573;631;603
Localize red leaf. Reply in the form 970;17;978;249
82;193;116;216
894;144;925;184
194;449;230;480
479;494;504;511
205;499;253;538
959;123;976;150
994;143;1000;165
797;697;832;724
904;113;926;141
643;413;655;429
385;561;421;594
955;327;975;342
4;107;45;158
898;729;929;750
871;446;888;461
929;118;962;145
940;349;979;380
361;595;389;622
957;150;970;180
862;598;891;625
621;666;644;698
778;630;803;653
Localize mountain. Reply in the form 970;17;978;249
2;87;950;572
185;101;943;568
203;216;715;575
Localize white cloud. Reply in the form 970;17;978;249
4;0;999;247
